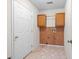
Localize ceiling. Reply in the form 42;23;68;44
30;0;66;10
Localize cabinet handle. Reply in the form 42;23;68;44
48;37;50;39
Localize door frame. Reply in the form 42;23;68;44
11;0;14;59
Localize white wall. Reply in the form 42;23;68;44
7;0;12;58
39;9;65;27
7;0;40;58
39;9;65;16
64;0;72;59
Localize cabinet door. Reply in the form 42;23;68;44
55;28;64;45
40;28;47;44
56;13;65;27
38;15;46;27
46;28;55;45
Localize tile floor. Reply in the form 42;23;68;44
25;45;67;59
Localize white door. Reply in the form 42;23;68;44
13;1;33;59
64;0;72;59
66;39;72;59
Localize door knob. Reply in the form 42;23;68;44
15;36;19;39
68;40;72;44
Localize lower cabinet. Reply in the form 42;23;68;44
40;27;64;46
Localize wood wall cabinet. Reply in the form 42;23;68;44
39;13;64;45
56;13;65;27
37;15;46;27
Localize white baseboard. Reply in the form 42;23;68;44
40;44;64;47
23;51;32;59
